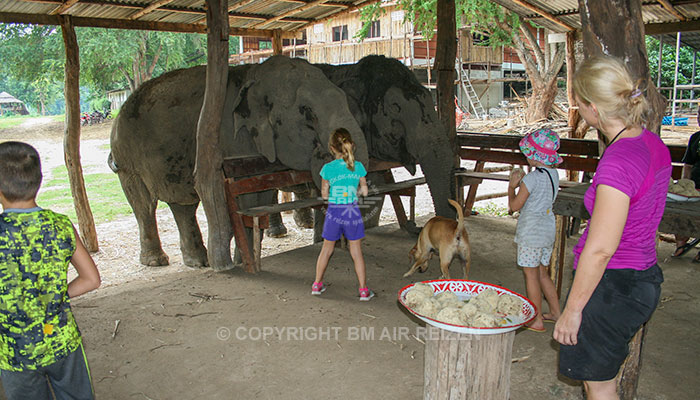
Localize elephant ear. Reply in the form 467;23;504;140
232;79;278;163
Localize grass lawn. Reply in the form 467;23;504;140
0;115;65;129
37;165;165;224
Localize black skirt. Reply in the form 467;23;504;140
558;264;664;381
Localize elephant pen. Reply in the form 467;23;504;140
24;212;696;400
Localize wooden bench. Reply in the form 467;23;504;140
455;132;686;213
222;156;426;273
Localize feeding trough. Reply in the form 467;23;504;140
399;280;536;400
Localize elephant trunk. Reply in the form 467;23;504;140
414;127;456;218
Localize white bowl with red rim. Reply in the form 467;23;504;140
398;279;536;335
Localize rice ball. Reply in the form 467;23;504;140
435;291;459;306
435;307;466;325
497;295;523;316
460;302;479;319
469;312;501;328
476;289;500;309
470;296;496;314
405;288;431;308
412;283;434;297
414;297;441;319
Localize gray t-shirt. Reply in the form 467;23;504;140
514;167;559;247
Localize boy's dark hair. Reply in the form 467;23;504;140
0;141;42;202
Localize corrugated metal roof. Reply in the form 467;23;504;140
493;0;700;51
0;0;371;37
2;0;700;46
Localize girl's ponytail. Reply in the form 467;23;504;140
329;128;356;171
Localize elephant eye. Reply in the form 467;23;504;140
299;105;318;125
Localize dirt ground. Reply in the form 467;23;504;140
0;119;699;399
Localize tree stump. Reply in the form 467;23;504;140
423;326;515;399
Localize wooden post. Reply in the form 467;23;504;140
436;0;456;141
615;325;647;400
194;0;233;271
565;31;581;181
672;32;681;125
253;216;261;273
272;29;283;55
551;215;567;296
657;35;663;88
423;326;515;399
463;161;485;214
59;16;98;252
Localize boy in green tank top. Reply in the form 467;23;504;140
0;141;101;400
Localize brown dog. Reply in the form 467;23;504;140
403;199;471;279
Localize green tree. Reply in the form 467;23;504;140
0;24;65;115
77;29;212;93
646;35;698;108
359;0;565;122
1;23;241;113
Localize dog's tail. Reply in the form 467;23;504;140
448;199;465;240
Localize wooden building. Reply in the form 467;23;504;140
106;88;131;112
230;2;510;111
0;91;29;116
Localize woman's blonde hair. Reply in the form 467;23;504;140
329;128;356;171
573;56;649;128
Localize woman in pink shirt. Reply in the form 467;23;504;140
555;56;671;399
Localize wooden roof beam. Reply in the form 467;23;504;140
645;19;700;34
294;0;378;31
0;11;298;38
252;0;331;29
49;0;80;15
656;0;688;21
129;0;177;20
510;0;575;31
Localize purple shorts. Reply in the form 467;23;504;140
322;203;365;241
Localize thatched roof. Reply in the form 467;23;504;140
0;92;24;105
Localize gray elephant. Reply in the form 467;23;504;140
110;56;368;267
273;55;458;239
316;55;456;219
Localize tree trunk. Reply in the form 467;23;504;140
525;78;559;122
194;0;233;271
579;0;666;134
59;16;98;252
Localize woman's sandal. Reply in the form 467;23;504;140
673;238;700;257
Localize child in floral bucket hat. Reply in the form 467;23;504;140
519;128;564;166
508;128;562;333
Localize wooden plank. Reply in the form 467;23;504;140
455;171;580;188
459;148;601;172
222;156;403;179
510;0;575;31
237;177;426;217
229;170;313;195
0;11;291;38
384;171;409;229
457;133;686;162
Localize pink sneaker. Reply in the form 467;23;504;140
359;287;375;301
311;282;326;295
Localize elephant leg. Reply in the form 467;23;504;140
292;188;314;229
167;203;208;268
267;212;288;238
118;173;169;266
